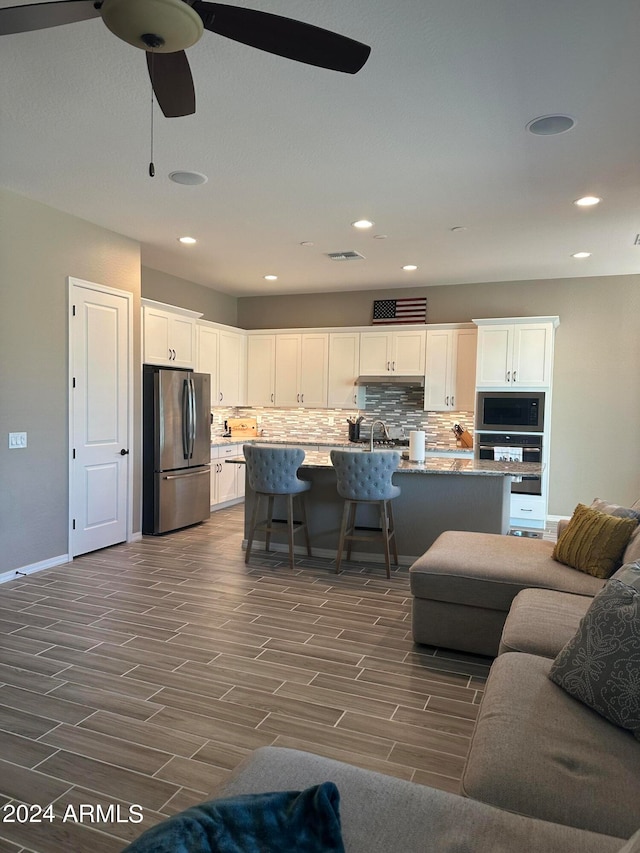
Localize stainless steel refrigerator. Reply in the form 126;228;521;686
143;365;211;535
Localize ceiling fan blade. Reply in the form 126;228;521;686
0;0;101;36
192;1;370;74
146;50;196;118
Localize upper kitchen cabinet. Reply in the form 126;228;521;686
474;317;559;389
142;300;201;368
197;321;246;407
327;332;366;409
359;329;426;376
275;333;329;408
246;334;276;407
424;326;477;411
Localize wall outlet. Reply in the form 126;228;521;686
9;432;27;449
327;417;335;426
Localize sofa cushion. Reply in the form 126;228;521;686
549;578;640;740
217;746;624;853
410;531;603;611
552;503;638;579
590;498;640;565
462;652;640;838
498;588;591;657
620;827;640;853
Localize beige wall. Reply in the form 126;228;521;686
142;266;238;327
238;277;640;516
0;188;141;573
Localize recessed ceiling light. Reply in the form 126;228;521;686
264;274;278;281
352;219;374;229
571;252;591;259
574;196;602;207
526;115;575;135
402;264;418;271
169;171;208;186
178;236;197;244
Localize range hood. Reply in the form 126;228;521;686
355;375;425;386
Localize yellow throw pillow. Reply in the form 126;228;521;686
553;503;639;579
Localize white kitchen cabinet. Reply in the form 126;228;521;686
474;318;558;389
327;332;366;409
275;333;328;408
143;300;200;368
197;324;219;406
510;494;546;526
359;329;426;376
246;334;276;407
424;327;477;411
197;322;246;407
218;329;246;406
210;444;245;509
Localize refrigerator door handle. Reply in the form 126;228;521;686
182;379;190;460
163;469;210;480
188;377;197;458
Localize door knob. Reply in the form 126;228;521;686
120;449;129;456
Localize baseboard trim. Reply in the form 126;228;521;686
128;532;143;543
0;554;70;585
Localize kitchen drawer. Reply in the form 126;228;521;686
510;495;546;521
219;443;244;458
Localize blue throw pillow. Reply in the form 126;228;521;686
122;782;345;853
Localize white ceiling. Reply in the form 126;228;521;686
1;0;639;296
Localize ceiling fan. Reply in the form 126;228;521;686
0;0;371;117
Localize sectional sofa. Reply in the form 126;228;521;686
214;499;640;851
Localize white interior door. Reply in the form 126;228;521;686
70;278;132;556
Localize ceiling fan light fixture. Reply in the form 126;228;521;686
101;0;204;53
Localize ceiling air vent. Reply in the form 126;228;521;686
326;250;366;261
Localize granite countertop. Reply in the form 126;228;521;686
226;448;542;477
211;435;474;455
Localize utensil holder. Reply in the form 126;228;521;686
348;422;361;441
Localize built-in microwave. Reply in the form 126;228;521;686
476;391;545;433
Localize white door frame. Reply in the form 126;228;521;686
68;276;134;557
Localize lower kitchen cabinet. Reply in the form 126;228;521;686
210;445;245;510
510;494;546;527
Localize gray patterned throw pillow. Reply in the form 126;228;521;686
549;578;640;739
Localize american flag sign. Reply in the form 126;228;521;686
372;298;427;325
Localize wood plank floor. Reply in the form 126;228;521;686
0;505;493;852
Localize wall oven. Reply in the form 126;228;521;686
477;433;542;495
476;391;545;433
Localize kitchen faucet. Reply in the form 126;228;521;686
369;419;390;452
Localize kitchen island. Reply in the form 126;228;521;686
233;449;543;565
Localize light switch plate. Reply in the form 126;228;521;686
9;432;27;449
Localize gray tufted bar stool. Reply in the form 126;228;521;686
243;444;312;569
330;449;401;578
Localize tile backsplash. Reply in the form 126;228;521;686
213;384;474;449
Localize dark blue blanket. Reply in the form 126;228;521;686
122;783;345;853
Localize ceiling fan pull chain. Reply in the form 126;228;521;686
149;50;155;178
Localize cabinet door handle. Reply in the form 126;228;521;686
445;395;449;406
512;371;517;383
451;395;455;407
387;361;391;372
219;392;223;402
506;370;510;382
392;361;396;371
271;392;274;403
301;393;304;403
